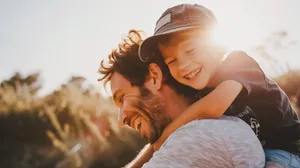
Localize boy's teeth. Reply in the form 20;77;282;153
184;69;200;79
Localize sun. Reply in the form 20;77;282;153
211;17;260;53
211;23;237;52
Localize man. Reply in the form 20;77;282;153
98;30;265;168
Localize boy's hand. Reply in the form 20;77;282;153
152;126;171;151
152;137;164;151
125;144;154;168
152;119;185;151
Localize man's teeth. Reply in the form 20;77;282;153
184;69;200;79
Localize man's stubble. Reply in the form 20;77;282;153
131;87;171;143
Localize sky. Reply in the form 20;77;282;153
1;0;300;96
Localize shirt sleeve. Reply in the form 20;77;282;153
216;51;267;98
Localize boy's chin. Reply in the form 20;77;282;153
181;76;208;90
195;77;210;89
189;81;207;90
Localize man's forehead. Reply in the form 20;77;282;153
110;72;132;94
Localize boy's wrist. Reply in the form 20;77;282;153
125;144;154;167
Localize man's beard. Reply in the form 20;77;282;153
131;87;171;144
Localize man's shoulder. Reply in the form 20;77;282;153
143;117;265;168
166;117;247;142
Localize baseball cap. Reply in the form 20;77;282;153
138;4;217;62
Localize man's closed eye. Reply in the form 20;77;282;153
119;94;124;104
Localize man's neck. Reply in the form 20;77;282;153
160;85;190;121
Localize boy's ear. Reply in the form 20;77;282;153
146;63;164;90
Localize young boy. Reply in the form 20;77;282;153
138;3;300;167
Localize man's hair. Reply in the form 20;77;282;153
98;29;197;100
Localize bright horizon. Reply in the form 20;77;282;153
1;0;300;96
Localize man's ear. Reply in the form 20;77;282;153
146;63;164;90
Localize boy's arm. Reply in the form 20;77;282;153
125;144;154;168
153;80;243;151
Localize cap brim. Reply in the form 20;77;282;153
138;25;203;62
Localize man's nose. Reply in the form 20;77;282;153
118;108;128;126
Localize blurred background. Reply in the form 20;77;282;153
0;0;299;167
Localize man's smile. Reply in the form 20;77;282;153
129;114;141;131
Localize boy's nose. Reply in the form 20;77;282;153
177;54;190;69
178;62;190;75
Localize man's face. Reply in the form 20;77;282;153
111;72;171;143
158;29;222;90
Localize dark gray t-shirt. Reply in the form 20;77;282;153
198;51;300;155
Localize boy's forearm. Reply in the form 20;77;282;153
153;81;243;151
125;144;154;168
153;98;212;150
162;94;222;137
161;80;243;141
179;80;243;119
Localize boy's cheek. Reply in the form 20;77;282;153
169;71;179;83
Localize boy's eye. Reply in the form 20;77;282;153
167;59;177;65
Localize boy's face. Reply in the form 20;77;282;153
158;29;222;90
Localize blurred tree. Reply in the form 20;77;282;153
253;30;300;114
0;72;145;168
253;30;298;77
1;72;41;96
0;72;41;113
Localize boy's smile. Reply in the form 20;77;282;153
183;67;202;80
